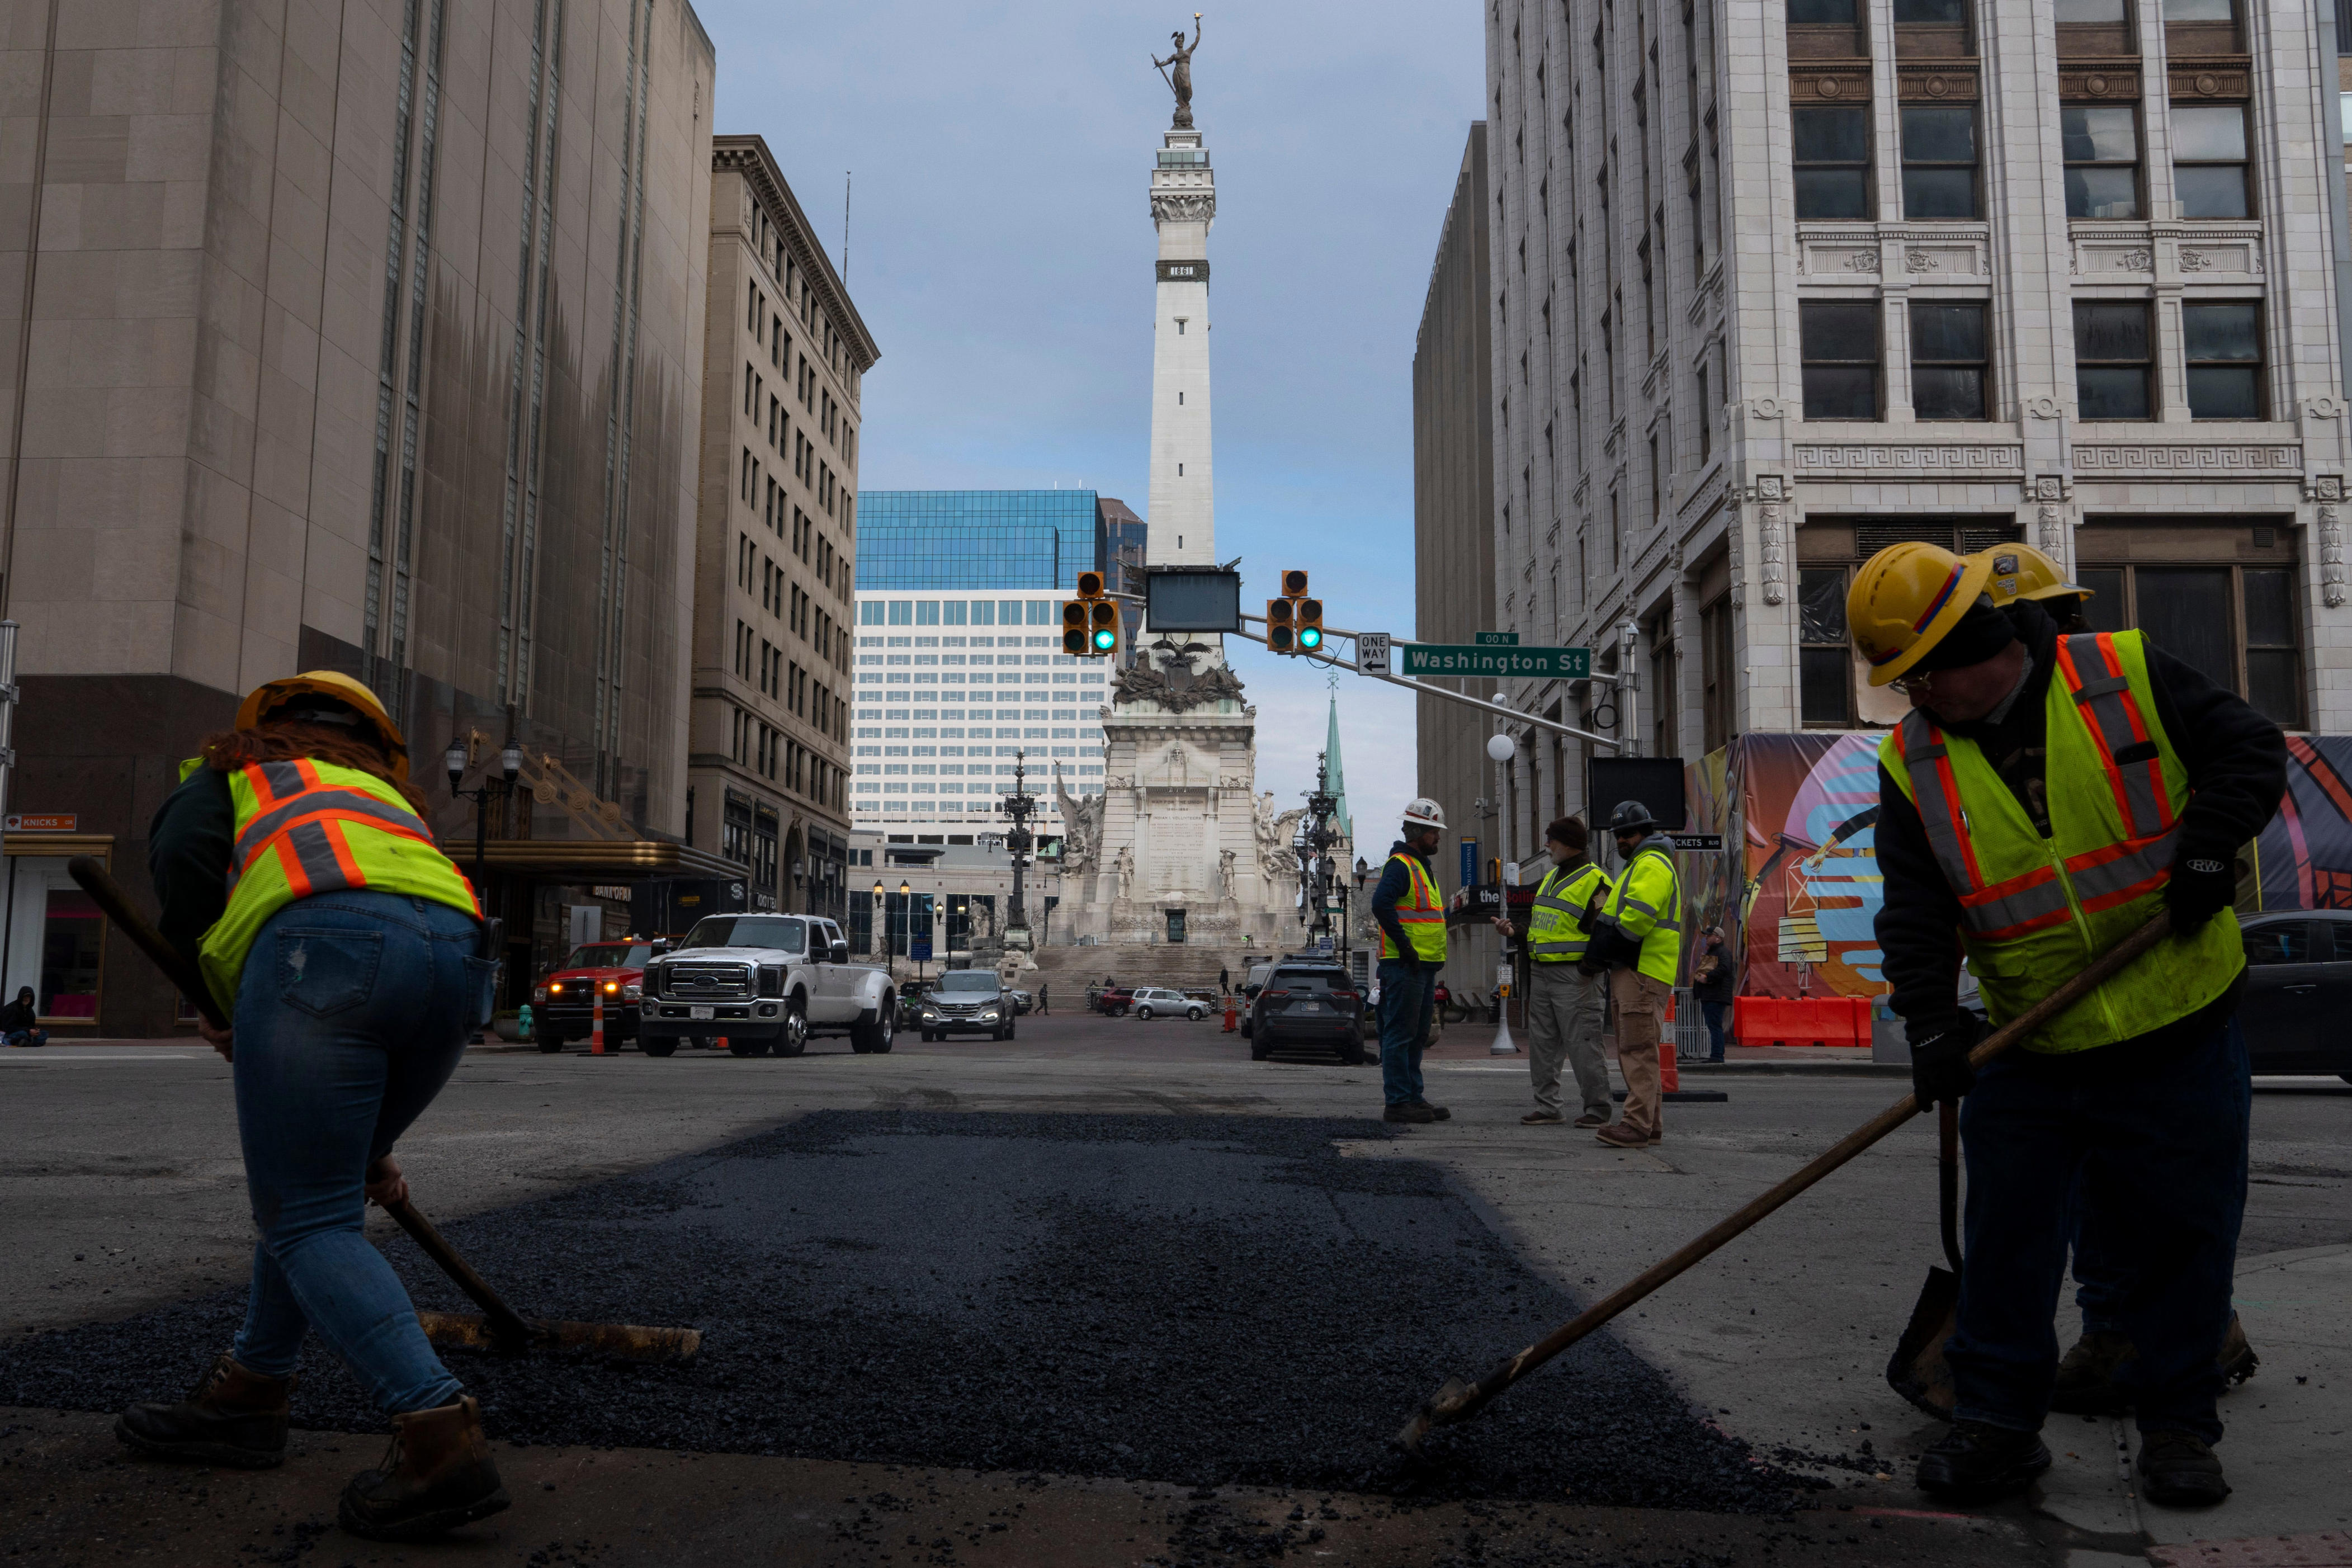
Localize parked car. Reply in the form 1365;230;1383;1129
637;914;895;1057
532;941;664;1051
2237;909;2352;1081
918;969;1016;1041
1007;989;1035;1016
1238;963;1274;1037
1249;961;1368;1065
1094;984;1136;1017
1129;987;1208;1021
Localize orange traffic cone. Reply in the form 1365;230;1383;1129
1659;993;1680;1092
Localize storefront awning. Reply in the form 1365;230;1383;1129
433;839;744;883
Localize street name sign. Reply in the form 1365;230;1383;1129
1401;643;1591;679
1355;631;1392;675
1475;631;1519;645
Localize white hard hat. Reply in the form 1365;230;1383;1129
1402;797;1447;830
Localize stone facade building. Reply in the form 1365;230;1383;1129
1476;0;2350;867
1413;123;1506;993
692;136;873;922
0;0;718;1031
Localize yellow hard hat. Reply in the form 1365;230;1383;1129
1846;542;1996;687
235;670;409;780
1976;542;2090;607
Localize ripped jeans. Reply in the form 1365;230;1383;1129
229;892;493;1415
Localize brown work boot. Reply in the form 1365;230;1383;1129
2050;1329;2134;1415
1384;1102;1438;1124
338;1396;510;1541
1572;1111;1608;1127
115;1354;294;1468
1595;1123;1652;1149
1522;1110;1565;1124
2218;1312;2259;1387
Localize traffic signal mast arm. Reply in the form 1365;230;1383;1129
1231;615;1624;752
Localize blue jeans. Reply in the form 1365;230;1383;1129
230;891;494;1415
6;1028;45;1047
1949;1018;2249;1443
1701;1000;1729;1061
1376;958;1434;1106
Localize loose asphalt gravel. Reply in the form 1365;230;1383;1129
0;1111;1798;1513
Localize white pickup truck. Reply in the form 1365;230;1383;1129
636;913;896;1057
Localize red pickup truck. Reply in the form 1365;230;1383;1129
532;941;664;1051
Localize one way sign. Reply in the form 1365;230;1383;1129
1356;632;1392;676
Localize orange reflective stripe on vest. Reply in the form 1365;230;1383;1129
229;761;445;895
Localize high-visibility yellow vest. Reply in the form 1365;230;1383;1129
1595;840;1682;985
183;756;481;1012
1879;630;2243;1054
1378;851;1449;963
1527;861;1608;963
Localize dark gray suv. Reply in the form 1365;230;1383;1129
918;969;1015;1042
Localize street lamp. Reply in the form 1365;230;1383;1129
871;880;886;958
447;720;522;911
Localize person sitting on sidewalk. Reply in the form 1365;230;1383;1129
2;986;46;1047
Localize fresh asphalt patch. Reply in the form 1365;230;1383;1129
0;1111;1797;1513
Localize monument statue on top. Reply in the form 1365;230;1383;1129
1153;15;1202;129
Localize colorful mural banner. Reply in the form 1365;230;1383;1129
1703;729;2352;1000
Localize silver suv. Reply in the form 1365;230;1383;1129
1130;987;1208;1021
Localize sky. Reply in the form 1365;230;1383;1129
696;0;1489;854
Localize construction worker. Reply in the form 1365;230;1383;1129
1496;816;1614;1126
1974;544;2263;1416
1371;798;1455;1125
121;672;510;1539
1583;800;1682;1148
1856;542;2284;1508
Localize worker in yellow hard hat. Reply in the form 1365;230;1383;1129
116;674;509;1538
1855;544;2285;1509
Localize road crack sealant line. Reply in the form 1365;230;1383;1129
0;1111;1802;1512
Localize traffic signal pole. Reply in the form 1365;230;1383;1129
1232;615;1626;752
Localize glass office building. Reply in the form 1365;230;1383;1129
857;490;1106;591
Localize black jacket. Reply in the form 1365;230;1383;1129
1875;601;2286;1071
0;998;37;1032
148;767;238;973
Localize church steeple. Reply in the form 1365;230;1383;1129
1323;683;1352;845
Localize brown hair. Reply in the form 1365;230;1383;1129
198;722;431;816
1546;815;1588;852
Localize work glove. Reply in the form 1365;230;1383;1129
2165;847;2235;936
1909;1012;1982;1107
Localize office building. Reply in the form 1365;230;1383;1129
1474;0;2350;868
1412;124;1504;993
1098;496;1150;598
0;0;719;1032
851;492;1125;835
691;136;876;920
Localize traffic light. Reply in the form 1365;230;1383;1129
1281;569;1309;597
1295;594;1324;653
1266;598;1297;654
1067;573;1118;657
1088;598;1121;654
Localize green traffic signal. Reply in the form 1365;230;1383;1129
1297;626;1323;651
1092;626;1118;651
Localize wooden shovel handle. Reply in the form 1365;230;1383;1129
380;1197;535;1347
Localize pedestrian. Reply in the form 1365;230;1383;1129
2;985;46;1047
1855;540;2283;1508
1038;983;1050;1016
1219;965;1230;993
1430;977;1452;1034
1497;817;1612;1126
1370;799;1457;1125
1584;800;1682;1149
116;671;510;1540
1693;925;1734;1062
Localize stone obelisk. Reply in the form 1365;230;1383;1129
1146;130;1213;568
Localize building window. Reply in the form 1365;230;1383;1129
2181;303;2262;419
1701;593;1736;754
1800;301;1881;419
1901;106;1980;219
2074;301;2153;419
2062;106;2141;218
1910;302;1989;420
1696;362;1711;462
1793;106;1872;219
1797;566;1854;726
2172;104;2250;219
2078;561;2301;726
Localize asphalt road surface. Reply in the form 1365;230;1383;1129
1;1012;2345;1567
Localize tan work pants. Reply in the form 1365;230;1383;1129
1526;961;1610;1118
1610;968;1673;1140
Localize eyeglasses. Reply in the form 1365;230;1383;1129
1890;668;1940;697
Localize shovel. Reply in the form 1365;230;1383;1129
1392;910;2172;1455
67;856;701;1366
1885;1098;1963;1419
